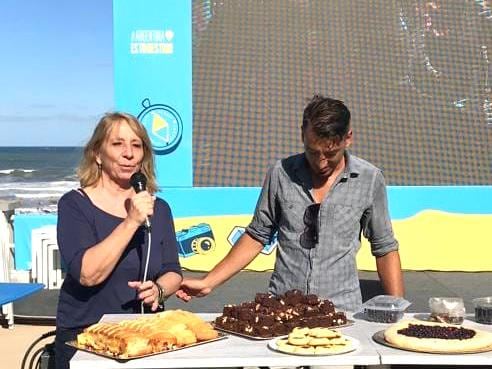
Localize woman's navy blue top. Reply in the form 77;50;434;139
56;189;182;329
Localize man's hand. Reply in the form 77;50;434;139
175;278;212;302
176;233;264;302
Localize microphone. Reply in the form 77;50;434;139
130;172;151;230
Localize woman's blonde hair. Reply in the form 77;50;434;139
77;112;158;194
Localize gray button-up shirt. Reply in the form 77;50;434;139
246;152;398;312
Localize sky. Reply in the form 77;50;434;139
0;0;114;146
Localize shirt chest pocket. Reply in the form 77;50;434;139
330;203;364;242
279;198;306;233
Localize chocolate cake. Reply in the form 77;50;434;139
214;290;348;338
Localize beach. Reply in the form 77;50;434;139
0;147;80;211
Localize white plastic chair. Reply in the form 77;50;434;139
0;211;14;327
47;242;64;289
30;225;56;287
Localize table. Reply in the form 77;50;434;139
0;282;44;328
70;313;380;369
69;313;492;369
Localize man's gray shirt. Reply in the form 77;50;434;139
246;152;398;312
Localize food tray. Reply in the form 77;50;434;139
66;332;228;361
372;330;492;354
267;335;359;356
362;295;411;323
213;319;355;340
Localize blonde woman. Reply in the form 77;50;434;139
55;112;182;369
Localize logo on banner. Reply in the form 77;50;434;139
138;98;183;154
130;29;174;54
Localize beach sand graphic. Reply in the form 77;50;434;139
176;210;492;272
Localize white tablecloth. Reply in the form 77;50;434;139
69;313;492;369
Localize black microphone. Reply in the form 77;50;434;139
130;172;151;230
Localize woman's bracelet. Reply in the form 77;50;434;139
155;281;167;306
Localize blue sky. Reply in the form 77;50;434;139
0;0;114;146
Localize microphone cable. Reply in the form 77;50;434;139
129;172;154;314
141;226;152;314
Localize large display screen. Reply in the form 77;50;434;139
192;0;491;186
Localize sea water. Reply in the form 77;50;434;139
0;147;82;211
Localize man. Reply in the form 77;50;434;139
177;95;404;311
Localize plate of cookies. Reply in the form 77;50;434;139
267;327;359;356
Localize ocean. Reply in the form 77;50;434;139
0;147;82;211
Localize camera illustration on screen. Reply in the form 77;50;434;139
176;223;215;258
227;226;278;255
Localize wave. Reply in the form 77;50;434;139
0;180;78;209
0;169;37;175
0;180;78;191
4;187;73;192
15;193;66;199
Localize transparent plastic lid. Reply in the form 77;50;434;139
429;297;465;315
361;295;411;311
473;297;492;308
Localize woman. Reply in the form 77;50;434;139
55;112;182;369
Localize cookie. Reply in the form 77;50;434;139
294;345;316;354
276;338;290;347
291;327;310;336
309;327;340;338
287;335;310;346
308;337;331;346
329;337;350;345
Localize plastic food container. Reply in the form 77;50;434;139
428;297;465;324
362;295;411;323
473;297;492;325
